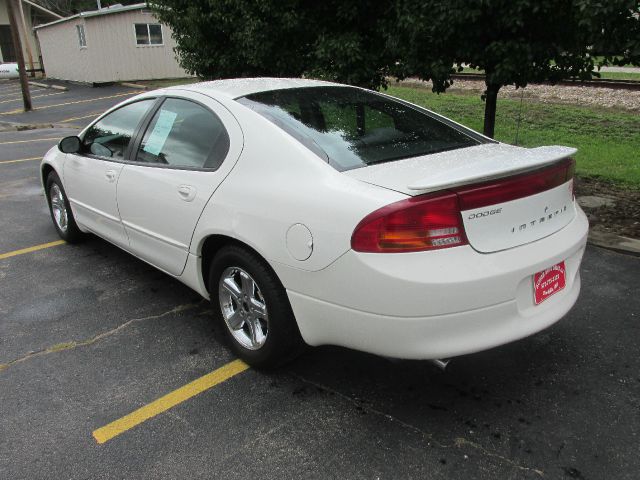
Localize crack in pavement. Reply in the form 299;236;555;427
0;303;201;373
290;373;545;478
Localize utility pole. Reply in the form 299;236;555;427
6;0;32;111
17;0;35;76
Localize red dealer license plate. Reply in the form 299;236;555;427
533;261;566;305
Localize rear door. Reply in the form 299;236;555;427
63;99;156;248
116;91;243;276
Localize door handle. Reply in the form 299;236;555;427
177;185;196;202
105;169;117;182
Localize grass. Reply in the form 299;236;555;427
590;56;633;67
385;85;640;189
459;67;640;82
596;71;640;81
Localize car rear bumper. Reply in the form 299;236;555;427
278;206;588;359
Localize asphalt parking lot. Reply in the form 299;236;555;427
1;78;639;480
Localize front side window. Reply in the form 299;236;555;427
82;100;154;159
135;23;163;45
135;98;230;169
76;24;86;47
238;86;486;171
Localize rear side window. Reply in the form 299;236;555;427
135;98;230;169
238;86;485;171
82;99;154;159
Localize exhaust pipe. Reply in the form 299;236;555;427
429;358;451;371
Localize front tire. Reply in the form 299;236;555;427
209;245;304;369
46;171;83;243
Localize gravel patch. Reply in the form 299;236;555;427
400;78;640;112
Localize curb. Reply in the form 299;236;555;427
587;231;640;257
29;81;68;91
120;82;148;90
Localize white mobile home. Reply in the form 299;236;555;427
34;3;190;83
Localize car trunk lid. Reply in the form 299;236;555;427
344;143;577;253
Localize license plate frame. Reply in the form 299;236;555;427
533;261;566;305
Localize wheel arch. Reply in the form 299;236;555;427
198;234;281;295
41;162;56;190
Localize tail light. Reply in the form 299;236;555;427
351;192;467;253
456;157;576;210
351;157;576;253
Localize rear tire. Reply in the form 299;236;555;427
209;244;304;369
46;171;83;243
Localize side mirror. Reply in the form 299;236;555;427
58;136;81;154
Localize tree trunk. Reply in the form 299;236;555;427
483;83;499;138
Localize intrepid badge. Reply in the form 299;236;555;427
511;205;568;233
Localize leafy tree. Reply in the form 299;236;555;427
392;0;640;137
151;0;394;89
154;0;639;139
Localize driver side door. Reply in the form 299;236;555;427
63;99;156;249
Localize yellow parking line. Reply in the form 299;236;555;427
0;240;66;260
0;88;26;94
93;359;249;444
60;112;101;123
0;88;46;96
0;156;41;165
0;91;65;104
0;137;59;145
0;92;136;115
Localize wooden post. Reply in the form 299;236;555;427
17;0;35;76
6;0;32;111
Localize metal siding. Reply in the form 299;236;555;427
36;18;91;81
36;8;190;82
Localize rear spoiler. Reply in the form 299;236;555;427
407;145;577;192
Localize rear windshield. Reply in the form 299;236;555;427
237;86;486;171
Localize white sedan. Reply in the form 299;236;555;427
42;78;588;368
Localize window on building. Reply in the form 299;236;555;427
76;24;86;47
134;23;163;45
0;26;17;61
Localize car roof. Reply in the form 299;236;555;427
166;77;347;100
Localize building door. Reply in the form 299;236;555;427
0;25;16;62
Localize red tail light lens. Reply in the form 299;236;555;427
351;192;468;253
456;157;576;210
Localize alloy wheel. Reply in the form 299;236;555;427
50;184;68;233
218;266;269;350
